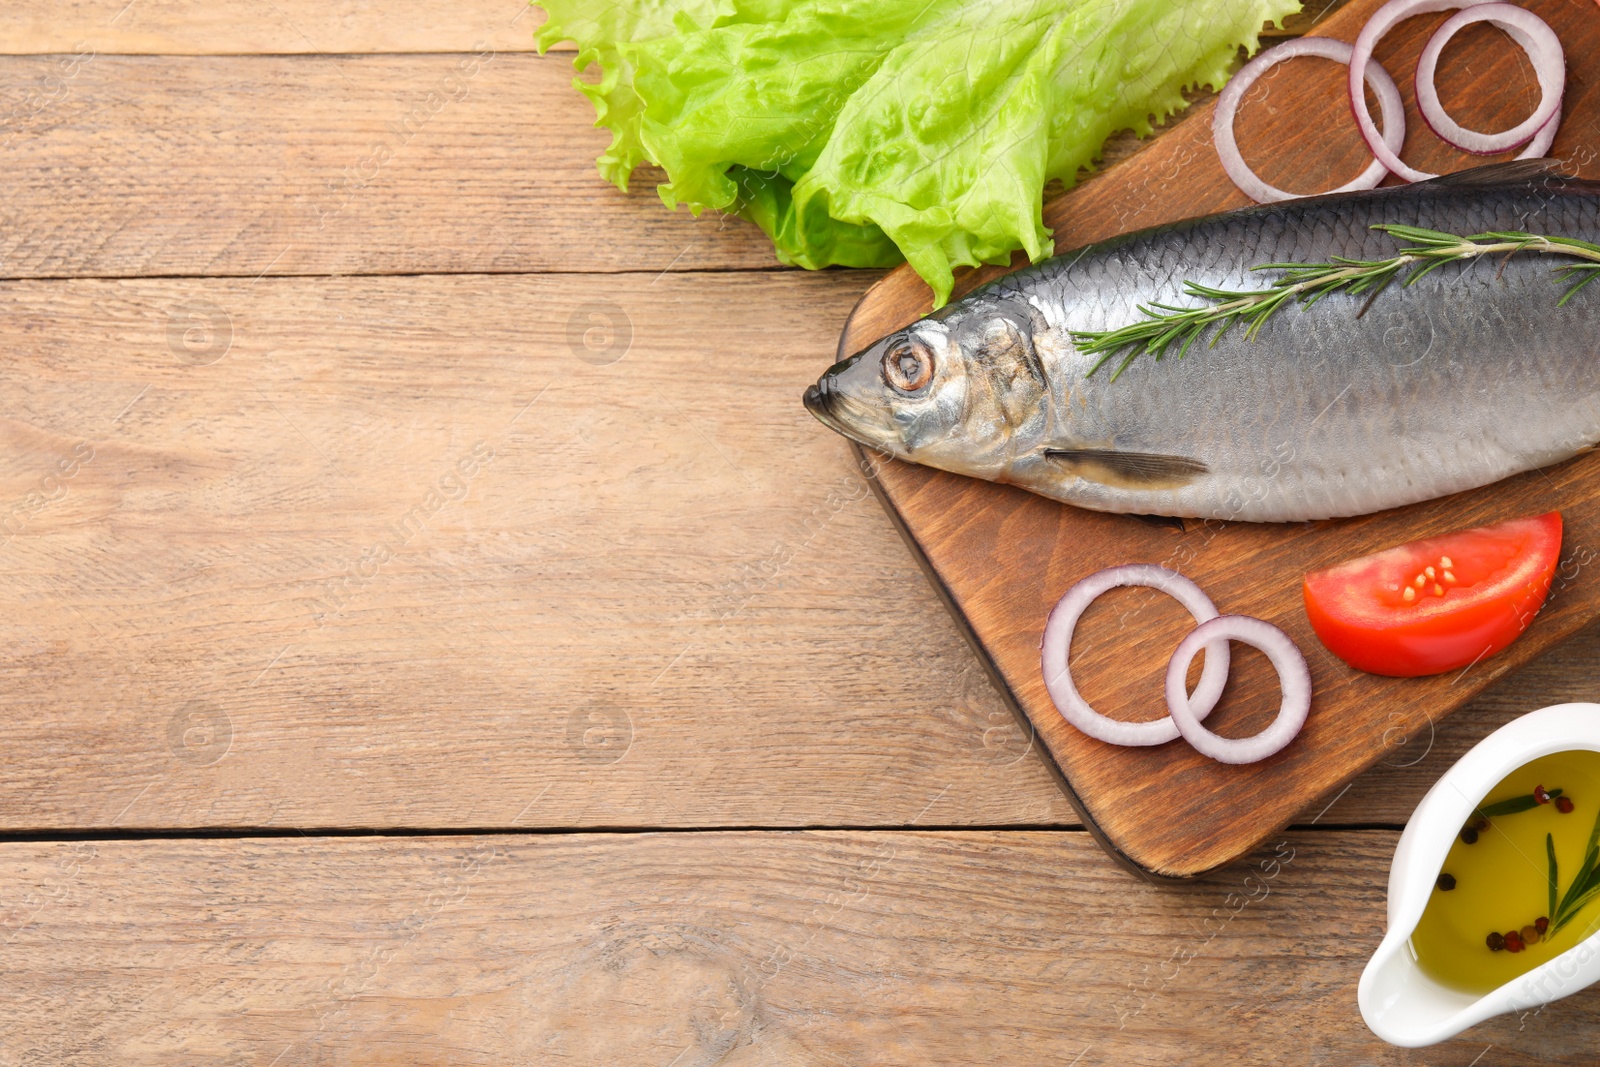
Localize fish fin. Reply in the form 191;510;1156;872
1420;159;1573;187
1128;513;1187;532
1042;448;1209;490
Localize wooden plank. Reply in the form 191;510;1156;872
0;269;1085;832
0;0;1588;839
0;0;551;55
0;0;1350;57
0;266;1588;834
834;0;1600;878
0;0;1345;57
0;53;779;279
0;2;1360;283
0;828;1592;1062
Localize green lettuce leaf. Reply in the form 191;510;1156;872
537;0;1301;304
729;167;902;269
534;0;733;189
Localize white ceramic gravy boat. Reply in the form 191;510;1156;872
1360;702;1600;1047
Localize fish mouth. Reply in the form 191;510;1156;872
803;381;849;436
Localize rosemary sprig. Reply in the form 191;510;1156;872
1476;788;1564;820
1549;832;1560;930
1552;800;1600;938
1073;225;1600;381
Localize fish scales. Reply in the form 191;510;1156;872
803;161;1600;522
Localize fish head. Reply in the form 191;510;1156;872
803;303;1048;478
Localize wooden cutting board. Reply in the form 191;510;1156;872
837;0;1600;879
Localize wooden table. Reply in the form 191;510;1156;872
1;2;1597;1061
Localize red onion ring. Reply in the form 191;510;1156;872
1415;4;1564;155
1214;38;1406;203
1525;105;1561;158
1041;564;1230;747
1163;615;1312;765
1350;0;1565;182
1351;0;1493;183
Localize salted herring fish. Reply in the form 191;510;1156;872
803;160;1600;522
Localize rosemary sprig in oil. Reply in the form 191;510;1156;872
1477;788;1565;821
1073;225;1600;381
1550;798;1600;938
1470;785;1597;954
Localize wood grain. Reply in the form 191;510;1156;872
0;0;1348;57
838;0;1600;878
0;0;1346;58
0;53;779;279
0;0;550;54
2;0;1598;1060
0;269;1088;832
3;828;1595;1065
0;264;1587;833
0;0;1349;57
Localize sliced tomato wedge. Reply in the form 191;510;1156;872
1302;512;1563;678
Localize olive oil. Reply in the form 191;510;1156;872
1412;750;1600;994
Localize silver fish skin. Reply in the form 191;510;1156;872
802;161;1600;522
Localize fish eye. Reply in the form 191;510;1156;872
882;339;934;393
